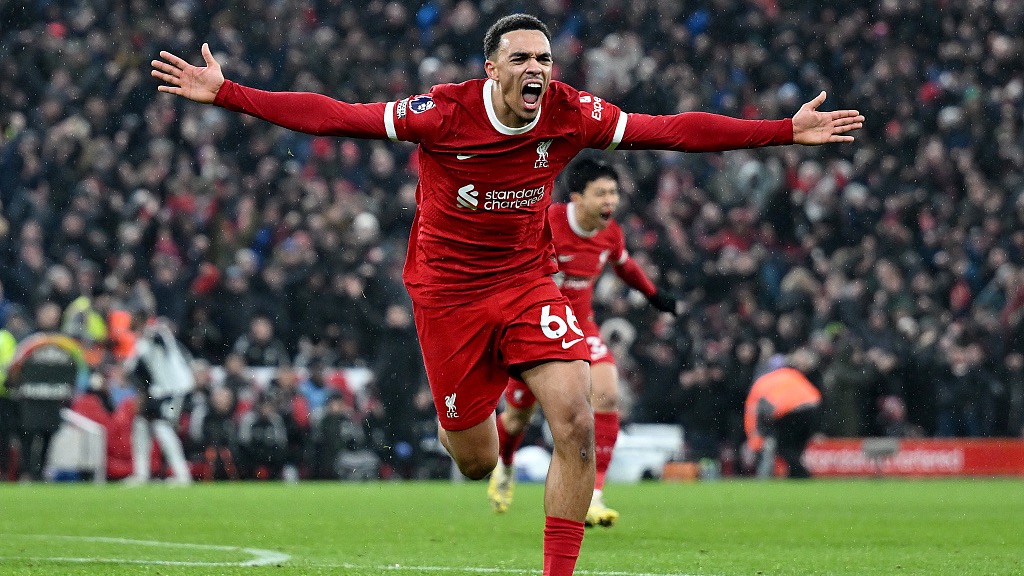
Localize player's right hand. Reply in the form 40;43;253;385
791;91;864;145
151;43;225;104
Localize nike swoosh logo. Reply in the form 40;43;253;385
561;337;583;349
456;153;478;160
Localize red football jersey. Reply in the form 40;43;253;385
214;77;792;307
548;202;628;322
383;80;624;306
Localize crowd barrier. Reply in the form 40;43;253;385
803;438;1024;477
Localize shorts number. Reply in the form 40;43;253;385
587;336;608;359
540;305;584;339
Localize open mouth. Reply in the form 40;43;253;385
599;209;613;221
522;81;543;108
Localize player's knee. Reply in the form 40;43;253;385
502;406;533;437
455;453;498;480
591;394;617;413
551;407;594;459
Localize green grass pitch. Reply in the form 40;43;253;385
0;478;1021;575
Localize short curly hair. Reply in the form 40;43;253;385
483;14;551;60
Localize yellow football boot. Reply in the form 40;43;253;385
487;462;515;513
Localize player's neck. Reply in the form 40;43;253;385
567;202;601;237
489;81;529;128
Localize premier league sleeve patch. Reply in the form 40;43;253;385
409;95;435;114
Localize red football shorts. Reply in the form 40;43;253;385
413;276;590;431
503;315;614;411
579;315;615;366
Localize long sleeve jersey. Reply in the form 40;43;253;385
214;78;792;306
548;202;657;323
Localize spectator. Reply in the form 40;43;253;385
372;303;423;478
266;366;310;482
675;359;726;463
875;395;925;438
4;242;49;308
182;303;227;363
309;389;380;480
631;319;684;424
3;1;1024;478
231;314;289;368
821;338;875;437
70;370;138;480
188;385;240;481
33;301;62;333
1;304;33;342
721;338;760;460
252;263;295;351
179;358;216;456
237;392;288;480
296;358;332;414
220;352;254;401
211;267;258;349
150;255;189;330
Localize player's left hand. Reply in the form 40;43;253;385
791;91;864;145
648;291;683;315
151;43;225;104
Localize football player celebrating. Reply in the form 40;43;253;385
153;13;862;575
488;158;680;527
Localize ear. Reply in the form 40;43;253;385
484;59;498;81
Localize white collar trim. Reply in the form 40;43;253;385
567;202;599;238
483;78;541;135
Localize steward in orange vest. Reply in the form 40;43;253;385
744;366;822;478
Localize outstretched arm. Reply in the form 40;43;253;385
151;44;391;139
613;258;682;315
151;43;224;104
612;91;863;152
791;91;864;145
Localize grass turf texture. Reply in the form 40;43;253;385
0;479;1020;575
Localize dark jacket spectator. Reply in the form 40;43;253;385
237;394;288;480
188;386;240;480
231;315;289;368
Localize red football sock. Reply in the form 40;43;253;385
543;515;585;576
593;411;619;491
496;413;526;467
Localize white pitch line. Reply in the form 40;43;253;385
326;562;707;576
2;535;708;576
0;535;290;566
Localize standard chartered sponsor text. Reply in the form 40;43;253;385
483;186;545;210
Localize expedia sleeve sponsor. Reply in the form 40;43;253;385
573;88;625;151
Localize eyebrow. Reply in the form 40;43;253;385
508;50;553;60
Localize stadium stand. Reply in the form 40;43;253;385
2;0;1024;480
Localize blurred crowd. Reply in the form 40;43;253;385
2;0;1024;479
